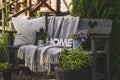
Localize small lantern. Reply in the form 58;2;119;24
35;27;46;45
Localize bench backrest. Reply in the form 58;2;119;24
79;18;112;35
8;17;112;46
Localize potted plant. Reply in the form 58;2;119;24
55;46;93;80
72;29;89;50
0;62;12;80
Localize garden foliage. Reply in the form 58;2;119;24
71;0;120;80
59;47;92;70
0;33;8;63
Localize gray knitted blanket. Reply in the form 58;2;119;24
17;16;80;72
18;45;63;72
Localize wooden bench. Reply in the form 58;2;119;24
7;17;112;80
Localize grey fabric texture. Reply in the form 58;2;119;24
47;16;79;38
59;16;80;38
18;45;38;71
17;16;80;72
12;16;46;46
18;45;62;72
47;16;64;38
13;33;30;46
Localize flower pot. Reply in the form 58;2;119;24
55;67;91;80
73;40;81;50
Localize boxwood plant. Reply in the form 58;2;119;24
58;46;92;70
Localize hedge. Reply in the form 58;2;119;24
71;0;120;80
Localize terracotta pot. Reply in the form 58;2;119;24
73;40;81;50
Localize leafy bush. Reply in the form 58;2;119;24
71;0;116;18
34;11;44;17
71;0;120;80
0;33;8;62
58;46;92;70
0;62;12;71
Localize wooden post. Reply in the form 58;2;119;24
27;0;31;17
104;38;110;80
1;0;5;33
56;0;61;16
63;0;69;11
91;36;97;80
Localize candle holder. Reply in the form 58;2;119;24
35;27;46;45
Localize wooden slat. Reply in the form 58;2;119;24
44;2;56;14
0;0;18;10
91;37;97;80
62;0;69;11
32;0;48;13
1;0;5;33
7;7;29;20
56;0;61;15
32;2;43;13
104;39;110;80
27;0;32;16
32;0;56;15
79;19;112;35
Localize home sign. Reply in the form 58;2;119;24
48;38;73;47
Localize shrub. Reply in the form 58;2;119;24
58;46;92;70
0;62;12;71
71;0;120;80
0;33;8;62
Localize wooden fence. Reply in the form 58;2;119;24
0;0;71;33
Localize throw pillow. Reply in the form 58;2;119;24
12;16;46;46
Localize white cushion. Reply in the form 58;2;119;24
12;16;46;46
